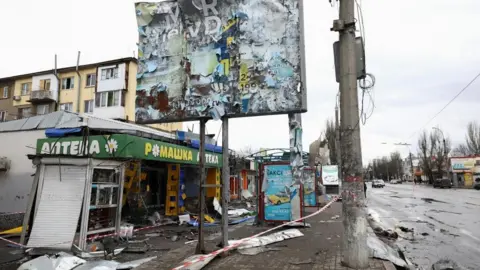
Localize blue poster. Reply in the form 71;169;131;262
303;170;317;207
264;165;293;221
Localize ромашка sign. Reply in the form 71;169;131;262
36;134;222;167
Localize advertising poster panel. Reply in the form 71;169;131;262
134;0;307;123
322;165;339;186
263;164;293;221
303;168;317;207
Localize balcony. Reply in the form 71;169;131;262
28;90;55;103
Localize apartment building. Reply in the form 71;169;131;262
0;58;182;131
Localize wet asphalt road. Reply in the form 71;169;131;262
367;182;480;270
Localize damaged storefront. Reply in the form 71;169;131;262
21;134;222;254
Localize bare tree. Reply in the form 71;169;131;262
462;121;480;155
325;119;337;165
237;146;259;157
452;144;470;156
418;131;435;184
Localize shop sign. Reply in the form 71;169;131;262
36;134;222;167
263;164;293;221
451;158;475;171
144;142;220;166
37;136;114;157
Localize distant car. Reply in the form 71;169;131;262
390;179;400;184
433;178;452;188
372;179;385;188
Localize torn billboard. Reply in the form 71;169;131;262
135;0;307;123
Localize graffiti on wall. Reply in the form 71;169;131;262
135;0;306;123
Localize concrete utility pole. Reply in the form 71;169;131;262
221;118;230;248
333;0;369;268
195;119;207;254
335;104;342;180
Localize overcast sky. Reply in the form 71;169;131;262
1;0;479;164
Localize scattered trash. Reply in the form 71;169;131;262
76;248;125;259
237;246;282;255
241;189;254;200
284;221;311;228
228;209;254;217
117;256;157;269
431;259;467;270
179;214;190;225
331;215;340;220
204;214;215;223
397;226;414;233
171;235;179;242
74;260;119;270
289;259;313;265
145;233;161;237
185;240;198;245
18;252;85;270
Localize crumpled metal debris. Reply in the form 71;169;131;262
229;229;304;255
17;252;85;270
367;235;407;267
17;252;156;270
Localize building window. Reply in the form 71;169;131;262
61;77;75;90
84;99;94;113
2;87;8;98
86;74;96;87
0;111;6;122
95;91;120;108
39;79;51;90
101;67;119;80
19;107;31;119
60;103;73;112
37;104;50;115
21;83;30;95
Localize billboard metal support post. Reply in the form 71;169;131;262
335;0;369;267
288;113;303;221
221;117;230;248
335;104;342;182
195;119;207;254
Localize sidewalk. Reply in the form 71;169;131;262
137;202;392;270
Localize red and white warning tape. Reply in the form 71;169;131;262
171;197;339;270
0;236;26;248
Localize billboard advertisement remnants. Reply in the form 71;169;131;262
135;0;307;123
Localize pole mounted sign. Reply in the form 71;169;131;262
134;0;307;123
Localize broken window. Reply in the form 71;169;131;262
61;77;75;90
101;67;119;80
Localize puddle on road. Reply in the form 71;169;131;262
421;198;447;204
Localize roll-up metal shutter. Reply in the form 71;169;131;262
27;165;87;249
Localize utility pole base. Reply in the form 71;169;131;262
342;201;369;269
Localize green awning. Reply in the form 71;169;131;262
36;134;222;167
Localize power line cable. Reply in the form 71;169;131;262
406;71;480;141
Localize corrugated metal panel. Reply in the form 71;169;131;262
27;165;87;249
17;115;44;130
